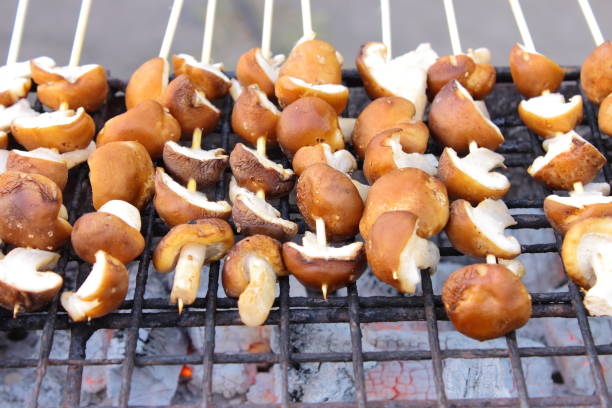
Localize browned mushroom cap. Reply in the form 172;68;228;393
509;43;564;98
363;130;438;184
230;143;295;198
88;141;155;210
296;163;363;241
427;53;496;100
60;250;128;321
518;93;583;139
125;57;169;110
276;96;344;158
446;199;521;259
236;47;284;99
222;235;286;326
282;231;366;294
360;168;449;240
598;93;612;135
71;200;144;264
0;248;62;314
162;74;221;136
154;167;231;226
231;84;280;147
428;80;504;154
275;75;349;114
11;107;95;152
0;132;7;150
152;218;234;273
355;42;438;121
0;77;30;107
6;148;68;189
162;141;228;189
172;54;231;101
279;39;343;85
292;143;357;176
97;100;181;159
527;131;606;190
437;145;510;204
0;171;71;250
30;61;108;112
544;190;612;235
581;41;612;104
561;216;612;289
442;263;532;341
365;211;439;293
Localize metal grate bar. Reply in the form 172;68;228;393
504;332;530;408
347;283;367;407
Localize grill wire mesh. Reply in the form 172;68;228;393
1;67;611;408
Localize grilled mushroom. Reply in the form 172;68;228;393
71;200;144;264
172;54;231;100
97;100;181;159
275;76;348;114
0;57;54;107
442;262;532;341
518;93;583;138
581;41;612;104
365;211;439;293
509;43;564;98
125;57;169;109
292;143;357;176
162;140;227;189
0;99;38;135
60;251;128;321
222;235;287;326
598;93;612;135
231;84;280;147
236;47;284;98
0;248;62;316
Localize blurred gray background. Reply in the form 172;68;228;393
0;0;609;79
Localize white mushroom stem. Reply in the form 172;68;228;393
508;0;536;53
486;254;497;264
201;0;218;65
380;0;392;60
238;256;277;327
59;102;69;111
6;0;29;65
577;0;604;47
573;181;585;194
158;0;185;60
69;0;93;67
584;250;612;316
338;117;356;143
59;205;68;220
443;0;462;61
171;243;207;314
187;128;203;192
261;0;274;59
301;0;313;37
98;200;142;231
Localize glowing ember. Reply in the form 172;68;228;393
179;365;193;380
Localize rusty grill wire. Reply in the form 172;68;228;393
0;67;610;408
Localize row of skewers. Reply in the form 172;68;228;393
0;0;609;342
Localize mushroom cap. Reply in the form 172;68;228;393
229;142;295;198
231;189;298;242
352;96;417;158
363;130;438;184
71;200;144;264
11;107;95;152
30;61;108;112
360;167;449;240
88;141;155;210
0;248;62;313
0;77;30;107
154;167;231;226
231;84;280;146
282;232;366;293
442;263;532;341
509;43;564;98
0;132;7;150
162;74;221;136
518;93;583;138
437;146;510;204
581;41;612;104
598;93;612;135
60;250;128;321
561;216;612;289
296;163;363;241
528;131;606;190
0;171;72;250
428;80;504;153
236;47;282;99
97;99;181;159
292;143;357;176
222;234;286;298
275;75;349;114
152;218;234;273
279;39;342;85
445;199;521;259
365;211;440;293
172;54;231;101
544;192;612;235
276;96;344;158
7;148;68;189
162;141;228;189
125;57;168;110
427;54;496;100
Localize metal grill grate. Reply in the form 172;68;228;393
0;67;611;408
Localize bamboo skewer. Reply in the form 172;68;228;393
380;0;392;59
577;0;604;46
69;0;93;67
301;0;313;37
6;0;29;65
158;0;184;60
508;0;536;53
261;0;274;59
201;0;218;65
443;0;462;58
